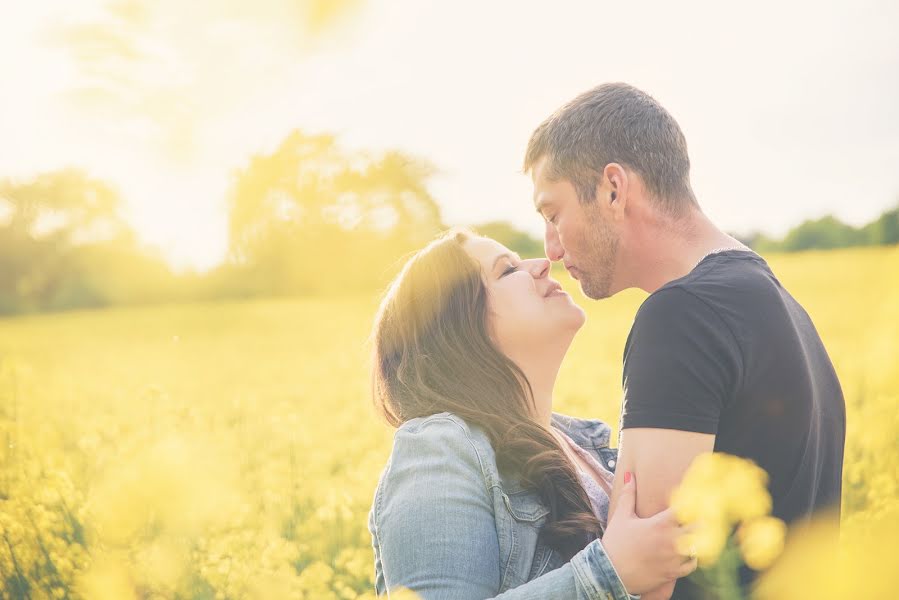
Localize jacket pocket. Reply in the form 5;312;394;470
502;489;550;523
499;489;554;590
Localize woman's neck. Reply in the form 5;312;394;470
530;377;556;428
495;321;581;428
504;346;565;429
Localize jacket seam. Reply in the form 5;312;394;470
405;415;495;496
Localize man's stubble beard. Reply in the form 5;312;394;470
579;210;620;301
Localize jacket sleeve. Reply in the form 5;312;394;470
369;417;635;600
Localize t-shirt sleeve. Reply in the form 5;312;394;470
620;286;743;435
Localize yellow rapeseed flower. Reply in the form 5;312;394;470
670;452;782;567
736;516;787;570
77;553;137;600
675;519;729;567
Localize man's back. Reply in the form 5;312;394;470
620;249;846;593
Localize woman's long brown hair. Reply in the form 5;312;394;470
370;229;603;560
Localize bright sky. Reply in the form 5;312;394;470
2;0;898;271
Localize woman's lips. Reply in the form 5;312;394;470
544;282;569;298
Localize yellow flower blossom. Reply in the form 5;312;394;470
1;247;897;598
77;553;137;600
671;452;784;568
736;516;786;570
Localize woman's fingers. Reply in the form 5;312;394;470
636;505;700;585
676;556;698;578
677;521;699;534
654;506;686;527
650;506;701;537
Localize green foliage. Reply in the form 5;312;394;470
781;216;864;251
0;170;178;315
861;206;899;246
0;157;893;315
745;202;899;253
225;131;444;295
0;131;446;314
471;221;543;258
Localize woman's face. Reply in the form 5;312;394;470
463;236;586;355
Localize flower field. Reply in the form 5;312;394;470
1;246;897;599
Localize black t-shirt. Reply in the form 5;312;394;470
620;250;846;597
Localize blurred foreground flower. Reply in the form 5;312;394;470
736;516;786;570
755;507;899;599
77;552;137;600
670;453;786;599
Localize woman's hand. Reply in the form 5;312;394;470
601;472;697;596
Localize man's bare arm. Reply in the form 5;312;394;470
609;428;715;519
608;428;715;600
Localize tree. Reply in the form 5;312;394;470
0;170;174;314
861;203;899;246
780;216;863;252
226;131;444;294
471;221;543;258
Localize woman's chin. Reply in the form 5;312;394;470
553;307;587;337
565;303;587;329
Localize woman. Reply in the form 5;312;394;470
368;229;696;599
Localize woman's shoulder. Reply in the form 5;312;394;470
394;411;613;452
387;412;498;479
398;410;477;433
398;411;494;446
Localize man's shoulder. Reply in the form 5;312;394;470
632;285;716;331
636;251;778;325
624;258;754;368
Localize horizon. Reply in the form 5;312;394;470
2;0;897;272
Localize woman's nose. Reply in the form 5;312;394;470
525;258;551;279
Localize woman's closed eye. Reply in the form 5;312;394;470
501;263;518;277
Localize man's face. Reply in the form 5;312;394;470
531;156;621;300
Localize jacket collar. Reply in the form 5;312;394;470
550;412;612;449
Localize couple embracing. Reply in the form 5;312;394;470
366;83;846;600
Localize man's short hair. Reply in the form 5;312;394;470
524;82;697;214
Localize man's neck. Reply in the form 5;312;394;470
626;210;749;294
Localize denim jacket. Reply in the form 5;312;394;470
368;411;638;599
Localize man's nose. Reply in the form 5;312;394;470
544;221;564;262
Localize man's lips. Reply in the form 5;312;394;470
566;265;579;280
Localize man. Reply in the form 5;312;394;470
523;83;845;599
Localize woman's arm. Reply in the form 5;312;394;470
369;417;634;600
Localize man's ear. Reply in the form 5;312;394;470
601;163;629;220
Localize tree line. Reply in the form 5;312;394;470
741;209;899;253
1;134;896;316
0;132;444;315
